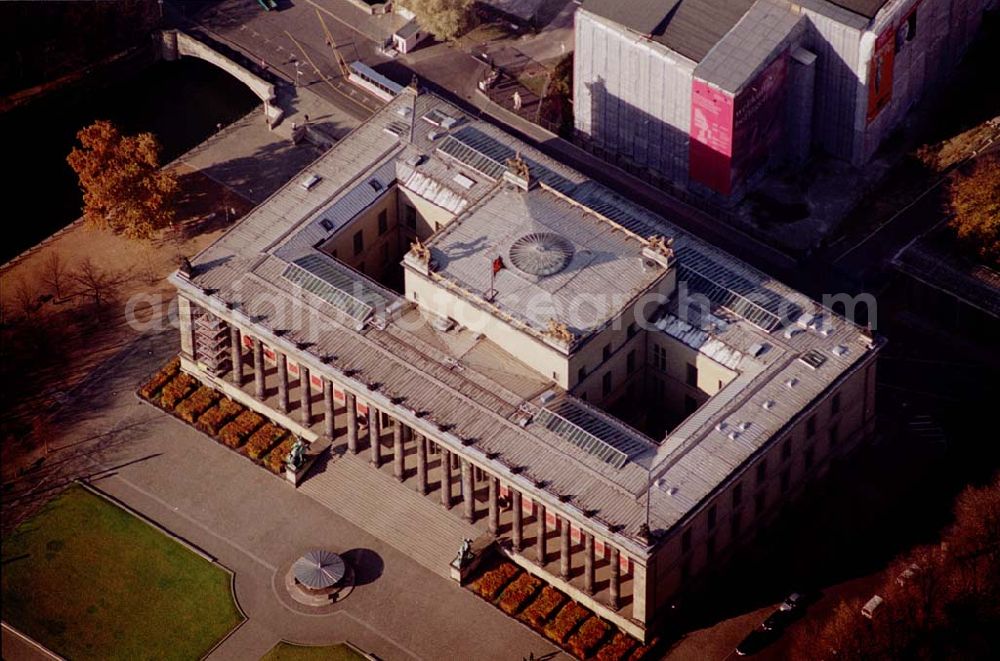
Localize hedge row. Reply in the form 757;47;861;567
499;572;541;615
520;586;566;628
568;616;611;658
595;632;638;661
175;386;221;423
245;423;286;461
544;602;590;644
219;411;265;448
138;357;181;400
196;398;244;435
160;373;197;410
265;437;297;474
476;562;520;601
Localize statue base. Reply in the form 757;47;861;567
449;535;494;584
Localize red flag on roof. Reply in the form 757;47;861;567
492;256;505;275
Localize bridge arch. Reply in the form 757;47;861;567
159;30;283;127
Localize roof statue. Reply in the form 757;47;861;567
543;318;574;345
177;255;194;279
504;151;531;188
647;235;675;260
410;238;431;265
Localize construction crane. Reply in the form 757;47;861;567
315;8;351;78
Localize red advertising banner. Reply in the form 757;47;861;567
689;79;735;195
732;51;789;188
867;27;895;123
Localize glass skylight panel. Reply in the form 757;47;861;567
282;255;375;323
534;397;652;470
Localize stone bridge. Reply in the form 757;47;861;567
159;30;283;127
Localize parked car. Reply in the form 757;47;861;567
762;592;808;631
862;595;884;619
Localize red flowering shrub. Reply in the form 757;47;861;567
196;398;244;436
475;562;519;601
138;357;180;400
543;602;589;644
595;632;637;661
520;586;567;627
498;572;541;614
568;616;610;658
265;437;297;474
219;411;264;448
175;386;220;423
245;423;286;461
159;373;197;410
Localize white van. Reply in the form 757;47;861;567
862;595;884;619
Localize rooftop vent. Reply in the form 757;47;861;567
762;399;775;410
369;179;384;192
453;173;476;190
785;377;799;389
300;173;321;190
509;233;574;277
832;344;848;357
800;350;828;370
319;218;335;232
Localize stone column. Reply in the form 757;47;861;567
461;459;475;523
584;532;595;595
276;353;289;413
560;517;571;579
323;379;334;438
609;546;621;610
415;433;428;494
440;448;452;509
229;324;242;385
511;490;523;552
178;296;195;360
393;421;405;481
253;338;265;399
488;477;499;535
300;365;312;427
536;503;547;566
346;393;358;454
369;407;382;467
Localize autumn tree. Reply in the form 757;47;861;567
401;0;473;41
72;257;120;308
66;120;178;240
947;151;1000;266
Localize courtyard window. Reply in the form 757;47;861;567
707;505;717;530
806;415;817;438
627;322;638;339
577;366;587;384
378;209;388;235
627;350;636;374
353;230;364;255
602;371;612;396
756;461;767;486
686;363;698;387
603;343;612;362
652;344;666;371
733;482;743;508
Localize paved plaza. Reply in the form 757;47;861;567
3;326;563;660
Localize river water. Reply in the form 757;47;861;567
0;56;259;262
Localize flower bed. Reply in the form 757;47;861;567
264;437;297;474
519;586;566;628
543;602;589;644
498;572;541;615
568;616;611;658
595;632;637;661
138;357;180;400
159;373;197;411
219;411;265;449
627;643;652;660
196;398;244;436
175;386;221;423
475;562;520;601
245;423;286;461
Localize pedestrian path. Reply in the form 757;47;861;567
299;452;478;579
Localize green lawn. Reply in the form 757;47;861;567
1;485;243;660
261;642;365;661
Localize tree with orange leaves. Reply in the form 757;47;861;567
66;120;178;240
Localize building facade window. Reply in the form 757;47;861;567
627;322;638;338
732;482;743;508
404;205;417;229
686;363;698;387
577;366;587;384
806;415;817;438
782;439;792;461
707;505;717;530
627;350;636;374
652;344;666;371
756;461;767;486
685;395;697;414
353;230;364;255
378;209;388;235
603;343;611;362
602;371;612;396
832;392;841;415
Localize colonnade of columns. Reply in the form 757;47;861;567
220;319;624;610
